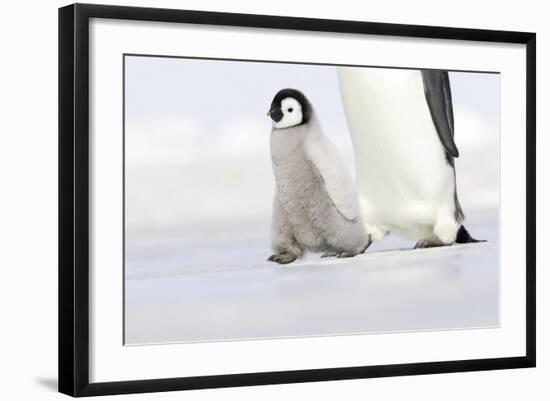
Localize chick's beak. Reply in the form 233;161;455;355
268;108;283;123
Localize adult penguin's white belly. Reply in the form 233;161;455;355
338;67;459;243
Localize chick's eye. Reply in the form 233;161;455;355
287;108;293;113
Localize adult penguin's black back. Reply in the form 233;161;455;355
421;70;484;245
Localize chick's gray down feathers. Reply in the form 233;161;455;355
269;114;370;264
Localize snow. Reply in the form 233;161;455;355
124;213;499;345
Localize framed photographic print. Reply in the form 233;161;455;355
58;3;536;397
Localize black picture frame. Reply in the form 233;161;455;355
59;3;536;397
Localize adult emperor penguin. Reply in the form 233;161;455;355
267;88;370;264
337;68;481;248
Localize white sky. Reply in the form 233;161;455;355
124;56;500;232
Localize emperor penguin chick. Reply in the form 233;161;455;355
267;88;371;265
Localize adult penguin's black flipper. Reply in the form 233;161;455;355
421;70;459;159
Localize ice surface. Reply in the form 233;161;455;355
124;213;499;345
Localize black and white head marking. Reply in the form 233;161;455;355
268;88;312;129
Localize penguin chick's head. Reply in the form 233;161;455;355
268;88;312;129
